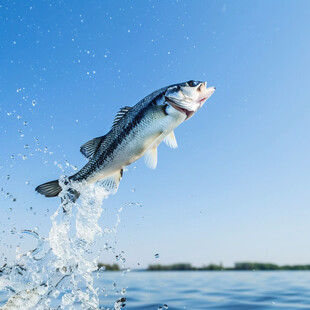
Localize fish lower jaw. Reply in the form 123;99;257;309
168;101;195;119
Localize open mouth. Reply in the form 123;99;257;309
166;99;195;119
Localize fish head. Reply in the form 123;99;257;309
165;80;215;120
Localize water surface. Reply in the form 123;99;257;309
96;271;310;309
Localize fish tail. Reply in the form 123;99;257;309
35;180;62;198
36;179;80;208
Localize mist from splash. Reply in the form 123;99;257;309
0;177;130;310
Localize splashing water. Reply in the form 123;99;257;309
0;178;125;310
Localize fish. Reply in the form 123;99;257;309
35;80;215;199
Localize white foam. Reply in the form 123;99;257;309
0;181;123;309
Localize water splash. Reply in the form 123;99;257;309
0;179;126;309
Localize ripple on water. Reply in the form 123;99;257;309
92;271;310;309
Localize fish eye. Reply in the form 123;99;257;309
187;80;199;87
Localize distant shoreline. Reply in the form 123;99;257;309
98;262;310;271
147;262;310;271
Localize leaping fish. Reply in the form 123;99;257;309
35;80;215;199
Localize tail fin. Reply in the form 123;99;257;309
35;180;62;198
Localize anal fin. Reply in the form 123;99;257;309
98;169;123;194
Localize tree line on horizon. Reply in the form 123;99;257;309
97;262;310;271
147;262;310;271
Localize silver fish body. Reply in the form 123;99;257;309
72;99;185;183
36;81;215;198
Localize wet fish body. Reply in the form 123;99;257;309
74;97;183;182
36;81;215;198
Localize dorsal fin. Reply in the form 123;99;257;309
112;106;132;128
80;136;105;159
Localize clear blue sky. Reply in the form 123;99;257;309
0;0;310;268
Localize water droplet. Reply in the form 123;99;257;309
115;297;126;307
52;290;60;298
16;88;21;92
7;112;12;116
25;180;30;185
17;115;21;119
10;155;14;159
121;288;126;295
6;175;10;180
22;155;27;160
131;188;136;193
23;121;28;126
155;253;160;259
24;144;29;149
99;266;106;272
164;305;168;309
32;100;36;106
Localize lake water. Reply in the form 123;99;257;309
1;270;310;309
95;271;310;309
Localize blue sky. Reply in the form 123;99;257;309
0;0;310;268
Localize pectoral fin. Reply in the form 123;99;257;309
164;131;178;149
144;147;158;169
